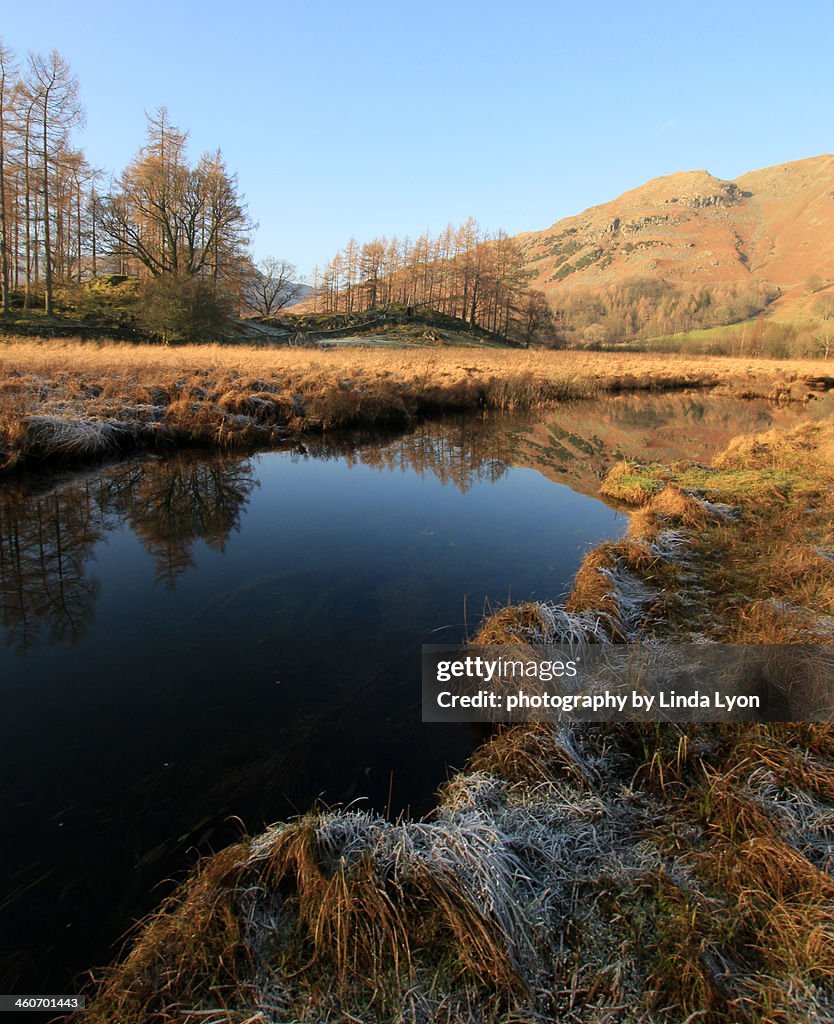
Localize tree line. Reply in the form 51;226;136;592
3;37;817;351
551;278;778;347
311;220;554;345
0;40;302;335
310;227;778;349
0;44;89;314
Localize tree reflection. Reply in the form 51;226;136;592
302;416;526;493
0;455;256;650
0;482;106;652
104;456;256;588
0;421;532;653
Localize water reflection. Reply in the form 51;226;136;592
106;458;256;587
336;419;518;491
0;483;105;651
1;390;826;996
1;391;829;655
510;390;834;499
0;456;257;649
0;427;531;652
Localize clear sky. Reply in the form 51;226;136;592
3;0;832;277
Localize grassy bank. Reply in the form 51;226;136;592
79;420;834;1024
2;341;831;473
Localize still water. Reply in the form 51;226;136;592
0;392;827;993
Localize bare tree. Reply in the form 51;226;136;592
0;39;15;312
517;289;556;347
11;79;41;307
248;256;302;316
98;114;250;284
814;294;834;359
25;49;84;314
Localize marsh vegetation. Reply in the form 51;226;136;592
2;343;831;474
76;416;834;1024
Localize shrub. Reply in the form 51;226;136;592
137;275;233;344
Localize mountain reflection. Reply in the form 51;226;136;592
3;391;824;654
0;455;256;651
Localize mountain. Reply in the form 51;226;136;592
284;282;313;307
517;154;834;321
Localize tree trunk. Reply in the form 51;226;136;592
42;110;53;315
0;77;8;313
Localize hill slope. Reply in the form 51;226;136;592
518;154;834;320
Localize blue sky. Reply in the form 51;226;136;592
3;1;832;277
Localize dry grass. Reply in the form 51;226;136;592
84;842;253;1024
600;459;670;505
259;812;531;994
473;602;551;645
1;339;830;471
645;485;711;531
75;371;834;1024
81;723;834;1024
594;419;834;643
467;723;595;789
457;423;834;1020
712;421;834;476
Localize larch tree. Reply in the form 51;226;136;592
25;49;84;314
0;39;15;312
97;113;250;284
313;217;542;342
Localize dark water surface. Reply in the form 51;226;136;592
0;393;827;995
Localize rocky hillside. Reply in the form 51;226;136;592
518;154;834;321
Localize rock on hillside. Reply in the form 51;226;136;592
518;154;834;318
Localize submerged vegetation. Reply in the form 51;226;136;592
79;419;834;1023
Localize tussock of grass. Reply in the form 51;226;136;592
600;459;670;505
84;843;253;1024
467;723;596;789
79;386;834;1024
82;721;834;1023
647;485;711;530
597;418;834;644
474;599;616;647
564;541;662;640
255;810;534;993
24;415;133;459
474;602;552;645
713;421;834;476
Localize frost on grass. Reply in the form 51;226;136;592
699;498;739;520
491;567;656;649
24;415;132;457
747;766;834;873
518;599;614;646
84;720;834;1024
523;564;655;646
231;727;662;1024
22;411;175;461
81;450;834;1023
